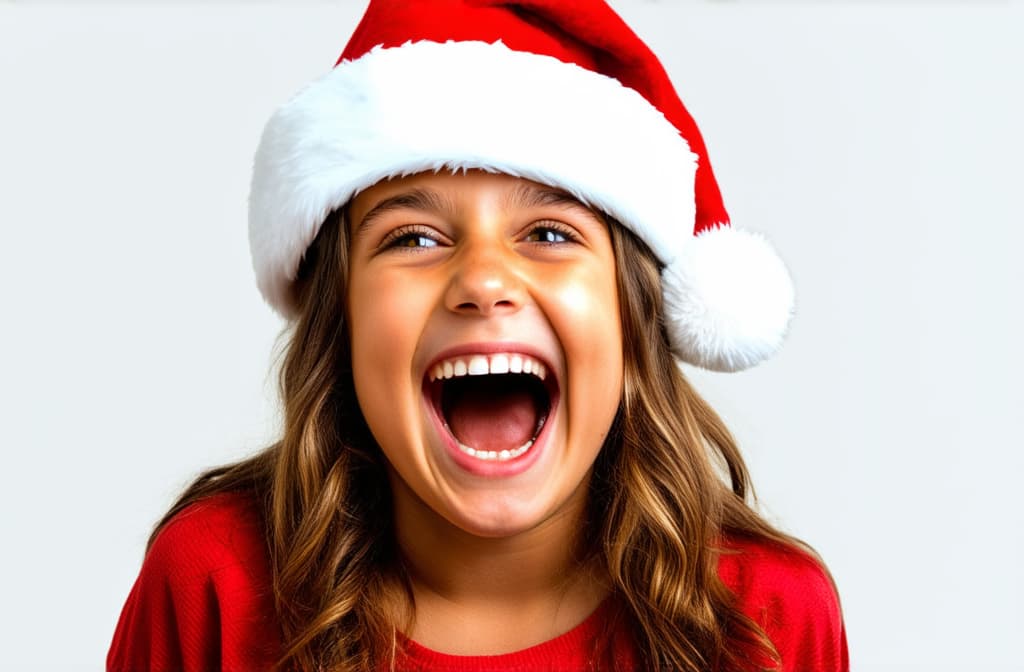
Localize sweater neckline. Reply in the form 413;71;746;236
397;597;615;668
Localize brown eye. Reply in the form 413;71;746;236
395;234;438;248
525;222;576;244
382;227;440;250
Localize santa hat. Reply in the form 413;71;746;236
249;0;794;372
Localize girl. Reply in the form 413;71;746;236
109;1;847;670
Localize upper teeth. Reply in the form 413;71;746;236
429;353;547;382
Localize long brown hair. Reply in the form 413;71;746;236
152;207;816;671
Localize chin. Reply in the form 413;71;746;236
440;491;568;539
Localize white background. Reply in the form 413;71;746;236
1;1;1022;670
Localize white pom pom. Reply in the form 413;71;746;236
662;226;795;372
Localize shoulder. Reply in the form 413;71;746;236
108;492;280;672
717;534;838;620
145;491;269;584
717;534;849;672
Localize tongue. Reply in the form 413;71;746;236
446;378;539;453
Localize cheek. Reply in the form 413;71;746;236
547;265;623;365
347;271;432;424
544;263;624;443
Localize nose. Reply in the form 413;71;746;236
444;243;524;317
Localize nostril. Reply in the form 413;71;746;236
455;298;516;313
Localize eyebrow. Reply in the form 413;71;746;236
354;188;458;238
501;182;596;217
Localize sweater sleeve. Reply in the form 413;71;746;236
719;538;849;672
107;494;281;672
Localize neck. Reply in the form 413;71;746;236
396;483;592;602
389;474;609;652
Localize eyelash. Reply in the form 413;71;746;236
524;220;580;245
380;225;440;251
378;220;581;251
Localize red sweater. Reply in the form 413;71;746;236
108;494;848;671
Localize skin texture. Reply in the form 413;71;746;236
346;171;623;652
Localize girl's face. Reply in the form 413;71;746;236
347;171;623;538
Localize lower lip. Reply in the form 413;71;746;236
424;385;557;478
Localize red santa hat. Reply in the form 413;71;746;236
249;0;794;372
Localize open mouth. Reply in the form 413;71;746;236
425;353;556;463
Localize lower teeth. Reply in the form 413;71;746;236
458;439;534;462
